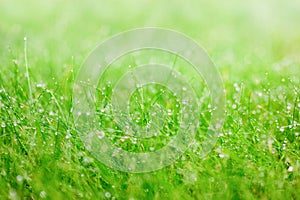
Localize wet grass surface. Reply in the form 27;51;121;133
0;0;300;199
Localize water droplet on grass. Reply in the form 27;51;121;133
36;83;46;88
279;127;285;132
9;190;18;199
97;130;105;139
287;166;293;172
149;147;155;151
40;191;47;198
257;92;262;97
66;134;72;139
1;122;6;128
16;175;23;182
105;192;111;198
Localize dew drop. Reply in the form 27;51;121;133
36;83;46;88
105;192;111;198
97;130;105;139
219;154;225;158
66;133;72;139
149;147;155;151
287;166;293;172
16;175;23;182
257;92;262;97
40;191;47;198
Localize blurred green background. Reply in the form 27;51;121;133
1;0;299;71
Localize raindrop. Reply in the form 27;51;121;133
40;191;47;198
287;166;293;172
9;190;18;199
219;154;225;158
36;83;46;88
105;192;111;198
16;175;23;182
83;156;94;164
257;92;262;97
136;84;141;88
97;131;105;139
1;122;6;128
66;133;72;139
149;147;155;151
279;127;285;132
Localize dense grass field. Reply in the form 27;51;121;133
1;0;300;199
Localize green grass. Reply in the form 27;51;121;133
1;0;300;199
